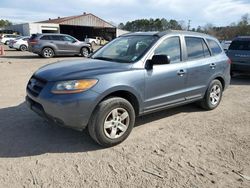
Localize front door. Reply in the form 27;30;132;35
144;36;188;111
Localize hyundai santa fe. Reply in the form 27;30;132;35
26;31;231;147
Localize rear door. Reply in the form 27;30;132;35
184;36;214;99
50;35;66;53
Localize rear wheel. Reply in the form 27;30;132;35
88;97;135;147
42;47;54;58
80;47;89;57
19;45;27;51
199;79;223;110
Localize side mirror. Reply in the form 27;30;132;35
145;55;171;70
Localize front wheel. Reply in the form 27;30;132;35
88;97;135;147
199;79;223;110
80;47;89;57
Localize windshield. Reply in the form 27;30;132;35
91;35;158;63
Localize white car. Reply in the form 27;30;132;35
9;36;30;51
0;34;20;45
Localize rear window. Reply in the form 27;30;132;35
185;37;210;60
30;34;40;40
229;40;250;51
207;39;222;55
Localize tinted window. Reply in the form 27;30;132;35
207;39;222;55
50;35;64;41
229;40;250;51
185;37;207;60
154;37;181;63
40;35;51;40
62;36;77;42
30;34;40;40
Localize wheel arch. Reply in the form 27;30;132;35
214;76;225;90
95;89;142;116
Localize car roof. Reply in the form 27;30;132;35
121;30;215;39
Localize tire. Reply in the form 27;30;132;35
80;47;89;57
42;47;54;58
19;45;27;51
88;97;135;147
199;79;223;110
5;41;9;45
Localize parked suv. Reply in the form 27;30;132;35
26;31;230;147
226;36;250;75
28;33;92;58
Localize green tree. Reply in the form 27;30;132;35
0;19;12;27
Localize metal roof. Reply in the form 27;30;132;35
38;13;116;28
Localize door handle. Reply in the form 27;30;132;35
177;69;186;76
210;63;216;69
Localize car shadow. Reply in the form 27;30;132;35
230;74;250;86
0;101;201;158
0;102;102;158
0;55;41;59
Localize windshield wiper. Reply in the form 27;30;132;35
92;57;130;63
92;57;113;61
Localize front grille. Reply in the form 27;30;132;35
27;76;47;97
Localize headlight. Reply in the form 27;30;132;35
51;79;98;94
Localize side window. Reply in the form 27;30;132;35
50;35;64;41
63;36;77;43
40;35;51;40
154;37;181;63
207;39;222;55
185;37;209;60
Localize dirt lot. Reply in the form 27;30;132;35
0;46;250;188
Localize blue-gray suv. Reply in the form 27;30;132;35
26;31;231;147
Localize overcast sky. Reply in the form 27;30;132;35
0;0;250;28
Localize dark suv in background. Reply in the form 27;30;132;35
227;36;250;75
26;31;230;147
28;33;92;58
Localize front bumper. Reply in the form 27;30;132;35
26;82;100;131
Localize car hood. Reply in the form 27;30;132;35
34;59;132;81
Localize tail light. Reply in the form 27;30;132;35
29;39;38;45
227;59;232;64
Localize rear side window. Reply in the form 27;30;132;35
229;40;250;51
40;35;51;40
50;35;64;41
207;39;222;55
185;37;210;60
154;36;181;63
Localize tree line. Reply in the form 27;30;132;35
119;14;250;40
0;19;13;27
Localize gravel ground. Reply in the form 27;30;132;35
0;46;250;188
